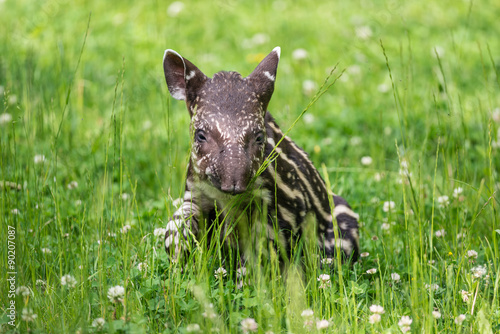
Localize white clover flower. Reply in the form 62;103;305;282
425;283;439;291
492;107;500;123
8;95;17;105
466;250;478;259
302;80;317;96
137;262;148;272
34;154;46;164
374;173;383;182
350;136;362;146
355;26;373;39
61;274;77;288
317;274;331;288
432;46;445;58
303;319;314;329
301;309;314;318
251;33;270;46
16;286;30;297
437;195;449;208
434;229;446;238
67;181;78;189
369;313;381;324
366;268;377;274
471;265;487;279
316;319;329;330
236;267;247;278
120;224;131;234
142;120;152;130
40;248;52;255
347;65;361;75
454;314;466;324
377;83;390;93
0;112;13;125
92;317;105;329
302;113;315;124
369;304;385;314
321;258;333;265
121;193;130;201
383;201;395;212
21;308;38;322
398;315;412;327
432;310;441;319
202;303;217;319
456;232;466;239
214;267;227;279
186;323;201;332
11;208;19;215
400;326;411;333
399;168;413;179
242;33;270;49
453;187;463;198
381;222;391;230
361;156;373;166
153;227;166;238
391;272;401;283
292;48;308;61
360;252;369;258
460;290;471;303
241;318;258;333
107;285;125;303
75;200;82;206
167;1;184;17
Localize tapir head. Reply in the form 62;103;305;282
163;47;280;195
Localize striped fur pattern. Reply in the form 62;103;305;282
162;47;359;264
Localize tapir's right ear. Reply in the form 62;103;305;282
163;49;208;102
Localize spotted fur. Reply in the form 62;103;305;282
162;47;359;264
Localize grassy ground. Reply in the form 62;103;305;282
1;0;499;333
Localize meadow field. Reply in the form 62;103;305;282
1;0;499;332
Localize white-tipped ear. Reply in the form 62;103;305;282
163;49;187;100
247;47;281;110
248;46;281;83
163;49;208;102
272;46;281;60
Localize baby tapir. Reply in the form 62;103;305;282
162;47;359;265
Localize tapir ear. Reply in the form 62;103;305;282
163;49;208;102
247;46;281;110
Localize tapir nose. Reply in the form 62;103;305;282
220;182;246;195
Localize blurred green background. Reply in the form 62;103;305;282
2;0;498;201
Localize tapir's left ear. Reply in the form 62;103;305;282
247;47;281;111
163;49;208;106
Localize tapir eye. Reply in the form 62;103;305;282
195;130;207;143
255;132;265;145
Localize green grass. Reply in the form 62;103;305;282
1;0;499;333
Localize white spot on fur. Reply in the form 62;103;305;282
186;70;196;81
264;71;275;81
